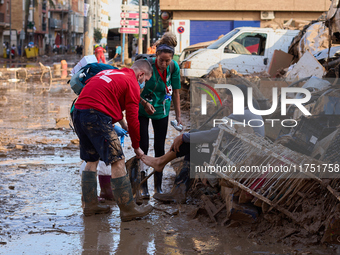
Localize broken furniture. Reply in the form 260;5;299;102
204;125;340;237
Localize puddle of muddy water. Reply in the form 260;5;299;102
0;82;339;255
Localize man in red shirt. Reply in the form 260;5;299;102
94;44;106;63
73;59;153;221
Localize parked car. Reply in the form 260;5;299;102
180;27;300;80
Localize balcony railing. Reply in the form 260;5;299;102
50;3;70;11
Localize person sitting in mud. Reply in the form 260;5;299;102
142;84;265;204
72;59;153;221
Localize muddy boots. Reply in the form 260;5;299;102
111;174;153;222
98;175;114;201
139;161;150;199
154;171;163;194
129;160;143;205
153;161;191;204
140;170;150;199
82;171;111;216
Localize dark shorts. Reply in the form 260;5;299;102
72;108;125;165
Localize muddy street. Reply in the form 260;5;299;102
0;80;338;255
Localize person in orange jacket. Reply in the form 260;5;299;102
94;44;106;63
147;43;156;54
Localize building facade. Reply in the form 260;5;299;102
160;0;330;54
92;0;109;45
49;0;84;53
3;0;21;56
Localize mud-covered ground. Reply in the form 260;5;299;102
0;73;339;254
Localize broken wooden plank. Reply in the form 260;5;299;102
201;194;217;222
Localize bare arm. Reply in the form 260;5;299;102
119;119;128;132
172;89;182;125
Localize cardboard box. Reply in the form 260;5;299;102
268;50;293;77
71;55;97;75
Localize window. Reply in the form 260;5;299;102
224;32;267;56
207;29;239;49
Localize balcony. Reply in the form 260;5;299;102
49;18;61;29
49;3;70;11
74;25;83;33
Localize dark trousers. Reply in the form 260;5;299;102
176;142;212;166
139;115;169;157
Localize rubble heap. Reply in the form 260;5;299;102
193;126;340;244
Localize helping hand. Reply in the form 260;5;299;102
176;116;183;125
113;125;128;147
134;147;144;159
170;134;183;153
144;102;156;115
114;125;128;137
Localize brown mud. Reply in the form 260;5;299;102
0;78;339;254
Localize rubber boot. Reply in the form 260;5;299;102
98;175;114;201
111;174;153;222
128;159;143;205
154;171;163;194
82;171;111;216
153;161;191;204
140;170;150;199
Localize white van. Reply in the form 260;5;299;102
180;27;300;79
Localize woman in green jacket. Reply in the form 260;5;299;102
139;32;182;198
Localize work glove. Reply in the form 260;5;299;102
113;125;128;147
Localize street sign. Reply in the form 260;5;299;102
120;20;150;27
177;26;185;34
20;29;25;40
120;12;148;19
147;19;152;28
121;5;148;12
119;27;147;35
27;21;35;29
84;3;90;17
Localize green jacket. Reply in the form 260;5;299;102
139;58;181;119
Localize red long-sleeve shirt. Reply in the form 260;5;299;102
75;68;141;149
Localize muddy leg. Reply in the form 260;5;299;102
110;159;153;221
81;169;111;216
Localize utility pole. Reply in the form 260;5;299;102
121;0;127;64
146;0;150;50
21;20;25;57
84;0;93;56
9;0;11;63
61;8;64;54
155;0;159;39
138;0;143;54
68;0;72;51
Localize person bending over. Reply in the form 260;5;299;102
73;59;153;221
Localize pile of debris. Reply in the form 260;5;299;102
188;126;340;244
